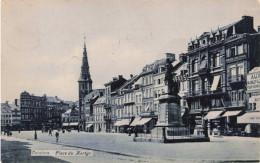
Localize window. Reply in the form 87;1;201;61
161;89;165;94
154;91;157;98
213;53;220;67
253;103;256;110
230;48;236;57
192;80;199;91
238;91;244;101
192;59;198;72
183;101;186;107
231;67;236;76
158;79;160;85
238;64;244;75
237;44;243;55
231;91;237;102
154;104;157;111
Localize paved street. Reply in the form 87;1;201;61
1;136;155;163
2;130;260;162
9;130;260;161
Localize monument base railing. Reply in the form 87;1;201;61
134;126;210;143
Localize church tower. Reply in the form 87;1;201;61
78;37;92;121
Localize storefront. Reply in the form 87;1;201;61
237;112;260;137
221;110;243;135
247;67;260;111
204;111;224;135
85;123;93;132
114;119;131;133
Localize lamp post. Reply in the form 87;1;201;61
128;113;131;136
32;112;37;140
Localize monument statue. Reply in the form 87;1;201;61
164;58;179;96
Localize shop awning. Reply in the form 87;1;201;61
204;111;223;120
114;119;130;126
210;75;220;91
62;123;69;126
69;122;79;126
86;124;93;128
221;111;242;117
114;120;122;126
237;112;260;124
135;118;152;126
130;117;141;126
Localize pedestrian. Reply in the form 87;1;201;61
55;132;59;142
49;129;52;136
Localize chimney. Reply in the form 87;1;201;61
258;26;260;33
5;101;8;105
165;53;175;62
113;77;117;81
242;16;254;33
15;99;18;106
179;53;187;63
118;75;123;79
130;74;133;78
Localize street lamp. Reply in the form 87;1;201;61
31;112;37;140
128;113;131;136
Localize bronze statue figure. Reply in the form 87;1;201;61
164;58;179;96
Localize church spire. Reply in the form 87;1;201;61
79;36;92;82
78;37;93;122
83;35;87;56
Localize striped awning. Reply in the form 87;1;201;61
204;111;223;120
135;118;152;126
221;111;242;117
130;117;141;126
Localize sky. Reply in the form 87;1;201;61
1;0;260;103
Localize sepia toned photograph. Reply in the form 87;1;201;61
1;0;260;162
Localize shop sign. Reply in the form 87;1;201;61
247;68;260;91
173;75;188;82
212;120;220;123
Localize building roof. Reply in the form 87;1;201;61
84;89;104;101
248;67;260;73
8;104;20;111
119;75;141;90
46;96;63;103
93;96;106;105
142;55;176;74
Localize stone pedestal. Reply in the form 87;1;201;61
158;94;183;127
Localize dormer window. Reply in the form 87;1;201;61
215;30;221;41
192;58;198;73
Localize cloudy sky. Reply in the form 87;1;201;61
2;0;260;102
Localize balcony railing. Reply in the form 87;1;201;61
104;115;111;121
185;87;223;98
228;75;244;83
104;104;111;109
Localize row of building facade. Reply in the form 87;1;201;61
1;92;79;131
79;16;260;136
